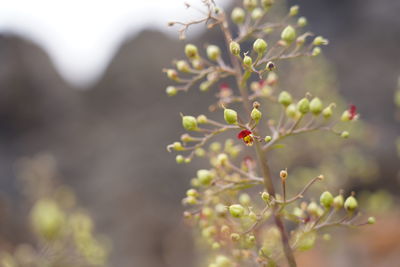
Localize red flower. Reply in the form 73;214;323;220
219;83;232;98
237;130;254;146
348;104;358;120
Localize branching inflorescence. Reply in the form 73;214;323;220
164;1;375;266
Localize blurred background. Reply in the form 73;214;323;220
0;0;399;266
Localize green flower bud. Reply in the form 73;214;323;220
239;193;251;206
182;116;198;131
216;153;228;166
310;97;323;115
296;231;316;252
176;60;190;72
186;189;199;197
261;0;274;10
322;105;333;119
184;157;191;163
320;191;334;208
192;59;204;70
251;107;262;122
215;204;228;216
297;98;310;114
207;45;221;61
167;69;179;81
210;142;222;152
202;225;216;238
333;195;344;209
367;216;376;224
341;131;350;139
243;0;257;10
31;199;65;240
286;104;297;118
172;141;184;151
251;8;264;20
281;25;296;44
306;201;320;217
195;148;206;157
243;55;253;67
166;86;177;96
264;135;272;142
215;255;232;267
344;196;358;211
224;108;238;124
211;242;221;250
297;16;307;27
176;155;184;164
229;204;245;218
230;233;240;241
231;7;245;24
185;44;199;59
261;192;270;202
312;47;321;56
278;91;292;106
341;110;351;122
253;38;268;54
313;36;329;46
197;115;208;124
199;81;211;92
249;211;257;221
229;41;241;56
323;233;331;241
289;5;299;16
197;169;214;186
221;225;230;235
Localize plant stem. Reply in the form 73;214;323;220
217;13;297;266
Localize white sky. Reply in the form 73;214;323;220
0;0;232;87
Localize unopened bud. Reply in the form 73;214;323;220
289;5;299;16
264;136;272;142
243;55;253;67
251;107;262;122
197;169;214;186
313;36;329;46
286;104;297;118
344;196;358;211
229;41;241;56
261;192;270;202
261;0;274;11
167;69;179;81
166;86;177;96
176;155;184;164
186;189;199;197
176;60;190;72
207;45;221;61
231;7;245;24
333;195;344;209
239;193;251;206
251;8;264;20
281;25;296;44
322;105;333;119
367;216;376;225
320;191;334;208
31;199;65;240
310;97;323;115
224;108;238;124
341;110;351;122
196;115;208;124
297;17;307;27
172;141;184;151
280;170;288;180
278;91;292;106
312;47;321;56
307;202;320;217
253;38;268;54
297;98;310;114
229;204;245;218
217;153;228;166
341;131;350;139
182;116;198;131
243;0;257;10
185;44;199;59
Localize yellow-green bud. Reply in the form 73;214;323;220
197;169;214;186
224;108;238;124
278;91;292;106
192;59;204;70
185;44;199;59
195;148;206;157
215;204;228;216
230;233;240;242
297;17;307;27
167;69;179;81
322;105;333;119
249;211;257;221
199;81;211;92
344;196;358;211
313;36;329;46
307;202;320;217
197;115;208;124
296;231;316;252
207;45;221;61
310;97;323;115
367;216;376;224
341;131;350;139
261;0;274;10
186;189;199;197
251;107;262;122
176;155;184;164
297;98;310;114
31;199;65;240
216;153;228;166
215;255;232;267
320;191;334;208
221;225;230;235
261;192;270;202
264;136;272;142
243;55;253;67
312;47;321;56
323;233;331;241
210;142;222;152
182;116;198;131
229;41;241;56
231;7;245;24
333;195;344;209
289;5;299;16
341;110;351;121
239;193;251;206
229;204;245;218
251;8;264;20
176;60;190;72
243;0;257;10
286;104;297;118
253;38;268;54
184;157;191;163
212;242;221;250
166;86;177;96
281;25;296;44
172;141;184;151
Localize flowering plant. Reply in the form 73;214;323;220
165;1;374;266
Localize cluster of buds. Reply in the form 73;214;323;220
165;1;373;266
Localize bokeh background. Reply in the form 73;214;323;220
0;0;399;266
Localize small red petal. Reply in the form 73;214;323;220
237;130;252;139
258;80;266;87
219;83;230;90
349;104;357;120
